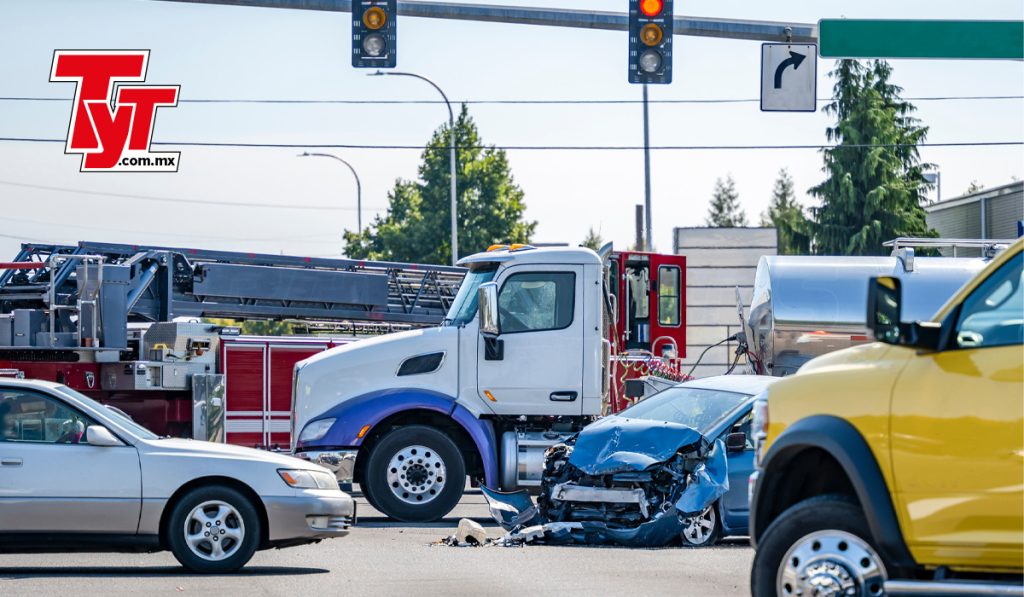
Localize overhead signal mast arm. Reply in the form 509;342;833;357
156;0;816;42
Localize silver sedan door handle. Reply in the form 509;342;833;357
1;458;23;466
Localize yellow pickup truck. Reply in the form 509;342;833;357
749;238;1023;596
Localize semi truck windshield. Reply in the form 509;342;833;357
445;264;498;326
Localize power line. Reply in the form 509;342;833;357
2;95;1021;105
1;137;1020;151
0;214;346;244
0;180;386;211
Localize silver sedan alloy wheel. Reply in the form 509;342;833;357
184;500;246;561
682;504;717;545
386;444;446;505
777;530;886;597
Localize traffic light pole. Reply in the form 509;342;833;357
642;84;652;252
158;0;816;43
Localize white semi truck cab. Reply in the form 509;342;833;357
292;244;608;521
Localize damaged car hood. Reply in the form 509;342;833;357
568;416;706;476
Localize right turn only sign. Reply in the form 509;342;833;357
761;43;817;112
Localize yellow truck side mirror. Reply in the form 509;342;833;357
868;276;943;350
868;276;903;344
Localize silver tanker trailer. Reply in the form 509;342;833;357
745;238;1013;376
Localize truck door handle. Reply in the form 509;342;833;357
1;458;22;467
549;392;578;402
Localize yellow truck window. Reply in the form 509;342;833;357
955;253;1023;349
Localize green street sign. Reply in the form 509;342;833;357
819;19;1024;60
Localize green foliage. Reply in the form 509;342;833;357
809;60;936;255
581;227;604;251
964;180;985;195
761;169;811;255
343;105;536;264
204;318;296;336
705;175;747;227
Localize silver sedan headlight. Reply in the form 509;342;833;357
278;469;338;490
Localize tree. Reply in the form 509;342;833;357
809;60;936;255
581;227;604;251
204;318;296;336
964;180;985;195
705;175;747;227
761;169;811;255
343;105;536;264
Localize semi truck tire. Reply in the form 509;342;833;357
751;494;888;597
362;425;466;522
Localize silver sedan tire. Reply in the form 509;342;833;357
167;485;261;573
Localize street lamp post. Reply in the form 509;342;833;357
298;151;363;234
371;71;458;266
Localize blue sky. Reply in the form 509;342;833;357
0;0;1021;260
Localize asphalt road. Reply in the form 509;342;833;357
0;491;754;596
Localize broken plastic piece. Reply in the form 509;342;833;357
455;518;488;545
479;485;543;530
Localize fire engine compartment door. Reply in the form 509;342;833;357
477;264;584;416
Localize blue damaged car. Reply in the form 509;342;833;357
482;375;777;547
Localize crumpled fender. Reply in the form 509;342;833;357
675;439;729;514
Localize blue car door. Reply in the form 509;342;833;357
720;411;755;533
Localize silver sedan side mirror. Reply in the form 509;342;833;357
86;425;124;447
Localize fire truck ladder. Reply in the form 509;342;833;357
0;241;466;350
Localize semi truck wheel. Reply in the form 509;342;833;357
751;495;887;597
363;425;466;522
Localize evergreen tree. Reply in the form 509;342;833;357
581;227;604;251
761;168;811;255
343;105;536;264
705;175;747;227
964;180;985;195
809;60;936;255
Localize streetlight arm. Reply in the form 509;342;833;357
298;151;364;235
374;71;454;123
371;70;458;266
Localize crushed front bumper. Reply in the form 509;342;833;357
295;449;357;484
264;489;356;545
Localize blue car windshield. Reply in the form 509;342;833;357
618;386;750;435
445;264;498;326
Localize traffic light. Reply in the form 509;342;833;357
629;0;673;84
352;1;396;68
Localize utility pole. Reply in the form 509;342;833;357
635;204;644;251
642;84;652;252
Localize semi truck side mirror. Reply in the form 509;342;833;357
867;276;903;344
478;282;501;337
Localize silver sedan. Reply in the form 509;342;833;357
0;378;354;572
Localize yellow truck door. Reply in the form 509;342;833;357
889;251;1023;570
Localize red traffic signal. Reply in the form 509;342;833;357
640;0;664;17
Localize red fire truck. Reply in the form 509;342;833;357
0;241;686;447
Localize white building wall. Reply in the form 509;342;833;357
674;227;778;378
